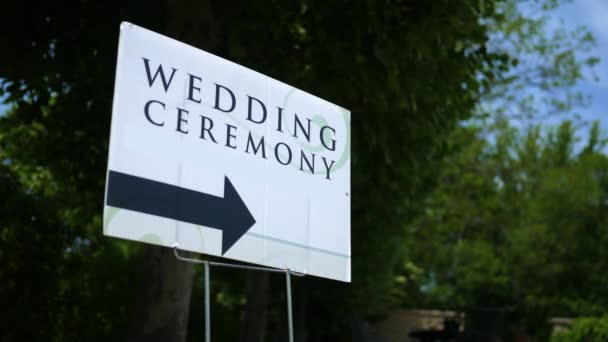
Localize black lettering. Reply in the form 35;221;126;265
225;124;237;149
274;143;292;165
245;133;267;159
142;58;177;92
214;84;236;112
320;126;337;151
300;151;316;174
247;96;267;124
187;74;202;103
144;100;165;126
321;157;336;180
293;114;311;142
276;107;284;132
199;115;217;143
176;108;189;133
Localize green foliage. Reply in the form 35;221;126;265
551;316;608;342
405;119;608;338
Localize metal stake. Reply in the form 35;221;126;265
173;246;305;342
286;269;294;342
204;261;210;342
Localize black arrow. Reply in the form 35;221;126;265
106;170;256;255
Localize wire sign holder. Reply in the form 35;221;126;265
173;244;305;342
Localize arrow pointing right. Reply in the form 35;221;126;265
106;170;256;255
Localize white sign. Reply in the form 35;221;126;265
104;22;351;282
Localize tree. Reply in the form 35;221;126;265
551;315;608;342
405;119;608;339
479;0;599;122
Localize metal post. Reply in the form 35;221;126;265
286;269;294;342
204;261;210;342
173;246;305;342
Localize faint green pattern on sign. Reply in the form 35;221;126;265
103;206;121;234
139;233;163;245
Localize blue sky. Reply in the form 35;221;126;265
0;94;6;115
551;0;608;131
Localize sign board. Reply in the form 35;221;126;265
104;22;351;282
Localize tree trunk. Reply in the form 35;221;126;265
128;1;217;341
128;246;194;342
239;271;270;342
